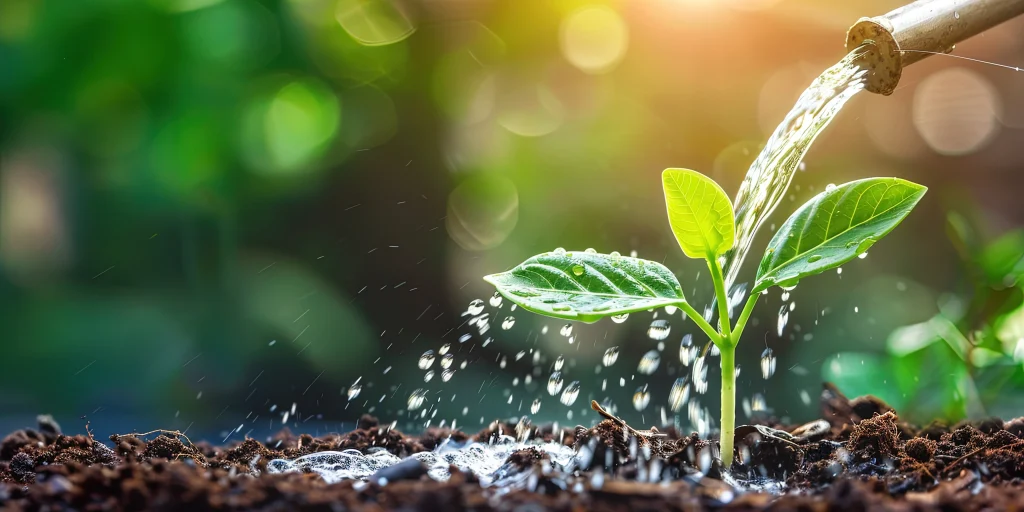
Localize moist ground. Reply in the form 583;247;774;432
2;384;1023;511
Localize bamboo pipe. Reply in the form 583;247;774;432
846;0;1024;94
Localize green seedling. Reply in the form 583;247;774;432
483;168;926;467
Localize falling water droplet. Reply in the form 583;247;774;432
679;334;697;366
347;384;362;400
602;347;620;366
836;267;843;275
751;393;767;412
554;355;565;371
611;313;629;324
502;316;516;330
458;333;471;344
407;389;428;410
560;381;581;406
954;10;960;19
440;354;454;369
418;350;436;370
780;291;790;302
632;385;651;411
637;350;661;374
442;368;455;382
668;378;690;412
467;299;485;316
858;252;868;260
424;370;435;382
489;292;503;307
560;324;573;337
547;372;564;395
439;343;451;355
693;356;708;394
531;399;541;414
777;306;789;337
647;319;671;340
761;348;777;379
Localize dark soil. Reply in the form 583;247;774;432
2;385;1023;511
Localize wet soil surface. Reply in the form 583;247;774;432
2;385;1023;511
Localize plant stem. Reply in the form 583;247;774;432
676;301;722;346
708;258;732;340
730;292;760;345
719;344;736;468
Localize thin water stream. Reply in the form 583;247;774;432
722;43;874;292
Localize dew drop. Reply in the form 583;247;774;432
807;255;822;263
825;183;837;192
553;247;567;255
584;247;597;254
572;265;585;276
858;252;868;260
611;313;629;324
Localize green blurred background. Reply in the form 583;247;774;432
1;0;1023;440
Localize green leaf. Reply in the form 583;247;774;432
483;249;685;323
753;178;926;293
662;168;735;260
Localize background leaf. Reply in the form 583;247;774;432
483;250;685;323
662;168;735;260
754;178;926;293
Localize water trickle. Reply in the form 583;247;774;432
722;44;873;289
560;381;581;406
668;378;689;412
760;348;777;379
602;346;620;366
501;316;516;330
489;292;503;307
632;385;651;411
547;372;564;396
467;299;486;316
418;350;436;370
611;313;629;324
647;319;671;340
637;350;661;374
560;323;573;337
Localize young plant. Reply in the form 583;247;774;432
483;168;926;467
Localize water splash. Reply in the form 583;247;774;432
722;44;873;288
268;438;578;484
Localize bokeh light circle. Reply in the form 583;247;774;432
559;6;629;75
446;174;519;251
912;67;1001;156
335;0;415;46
